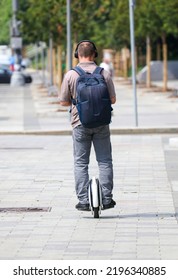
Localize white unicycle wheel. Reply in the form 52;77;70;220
88;176;102;218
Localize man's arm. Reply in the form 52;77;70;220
60;100;71;106
102;69;116;104
59;72;72;106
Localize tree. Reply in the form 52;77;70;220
18;0;66;46
135;0;161;87
155;0;178;37
109;0;130;50
10;0;178;84
154;0;178;91
70;0;115;50
17;0;115;49
0;0;12;44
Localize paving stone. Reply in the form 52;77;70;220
1;79;178;259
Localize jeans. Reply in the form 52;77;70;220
72;124;113;205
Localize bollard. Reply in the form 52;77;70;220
10;70;25;86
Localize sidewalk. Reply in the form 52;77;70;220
0;73;178;260
0;72;178;134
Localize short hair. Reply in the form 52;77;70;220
78;42;96;58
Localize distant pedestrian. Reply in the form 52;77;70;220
100;54;114;78
59;40;116;211
9;54;15;71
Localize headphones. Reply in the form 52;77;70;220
74;40;98;59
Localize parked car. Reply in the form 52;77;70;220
0;67;32;84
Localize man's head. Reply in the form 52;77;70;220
74;40;98;59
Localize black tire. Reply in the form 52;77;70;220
24;75;32;83
94;207;99;218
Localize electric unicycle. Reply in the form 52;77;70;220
88;177;102;218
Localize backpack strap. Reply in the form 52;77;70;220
73;66;104;75
93;66;103;74
72;66;86;76
71;66;85;105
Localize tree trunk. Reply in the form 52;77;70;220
57;45;62;87
72;42;78;67
123;47;128;79
162;34;167;92
146;36;151;88
156;43;161;60
114;51;120;77
52;48;56;85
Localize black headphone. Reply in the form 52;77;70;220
74;40;98;59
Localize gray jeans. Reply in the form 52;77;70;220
72;124;113;205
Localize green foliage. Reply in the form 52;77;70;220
71;0;115;48
18;0;115;48
18;0;66;45
135;0;178;43
135;0;161;40
0;0;12;44
154;0;178;37
109;0;130;48
1;0;178;58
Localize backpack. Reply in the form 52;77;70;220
72;66;112;128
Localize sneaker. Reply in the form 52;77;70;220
75;202;90;211
102;199;116;210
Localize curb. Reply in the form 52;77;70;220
0;127;178;136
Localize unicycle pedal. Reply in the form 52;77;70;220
88;177;102;218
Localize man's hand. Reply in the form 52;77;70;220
111;96;116;104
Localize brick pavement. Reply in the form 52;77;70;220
0;134;178;260
0;73;178;260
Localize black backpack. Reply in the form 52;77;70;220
72;66;112;128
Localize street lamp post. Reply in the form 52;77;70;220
10;0;25;86
11;0;22;65
12;0;19;37
129;0;138;127
67;0;72;71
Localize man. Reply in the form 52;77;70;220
59;40;116;211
